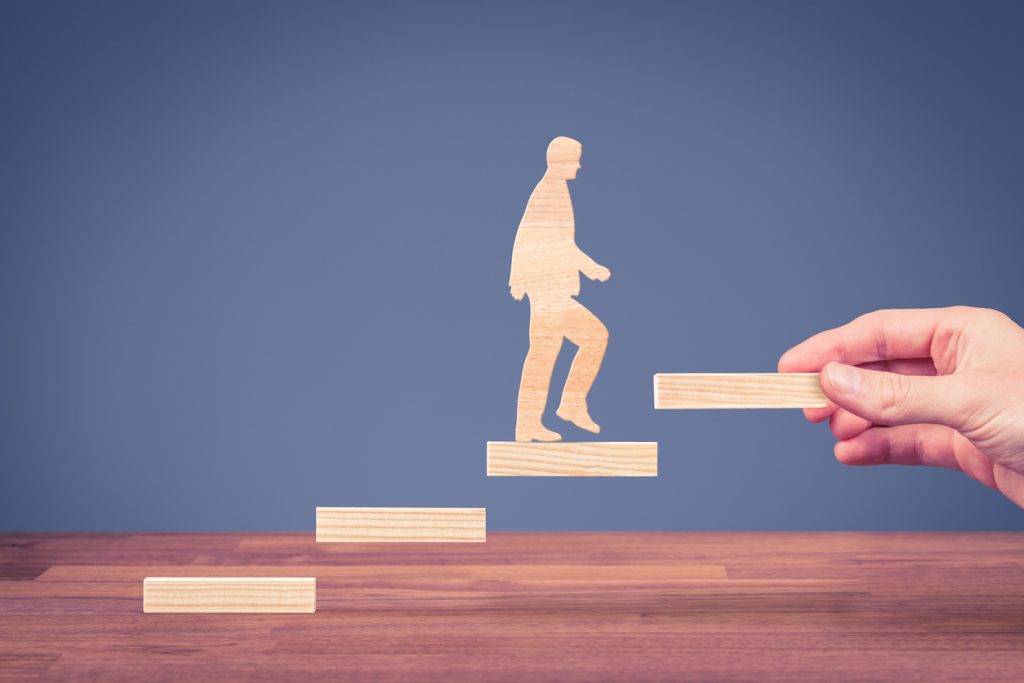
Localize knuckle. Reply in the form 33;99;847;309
947;305;994;321
874;328;889;360
851;310;880;329
945;306;1014;333
912;430;926;462
979;307;1010;324
862;308;896;324
879;374;913;417
832;331;850;364
828;413;843;439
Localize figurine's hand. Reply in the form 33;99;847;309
588;264;611;282
779;307;1024;507
510;285;525;301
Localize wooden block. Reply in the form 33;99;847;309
487;441;657;476
142;577;315;613
316;507;486;543
654;373;828;409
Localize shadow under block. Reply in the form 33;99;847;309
142;577;316;613
316;507;486;542
654;373;828;409
487;441;658;476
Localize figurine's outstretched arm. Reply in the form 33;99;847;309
576;244;610;282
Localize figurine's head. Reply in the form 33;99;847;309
546;136;582;180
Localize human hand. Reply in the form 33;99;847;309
510;284;525;301
778;307;1024;507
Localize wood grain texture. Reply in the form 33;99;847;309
487;441;657;476
316;507;486;543
4;532;1024;681
510;137;610;442
143;577;315;613
2;532;1024;683
655;372;828;409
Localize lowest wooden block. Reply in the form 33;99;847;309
654;372;828;409
316;507;486;542
143;577;315;613
487;441;657;476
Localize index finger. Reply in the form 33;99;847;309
778;308;951;373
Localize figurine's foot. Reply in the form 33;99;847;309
516;423;562;442
556;404;601;434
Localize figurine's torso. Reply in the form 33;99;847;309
511;177;580;302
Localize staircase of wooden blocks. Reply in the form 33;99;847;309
142;372;824;613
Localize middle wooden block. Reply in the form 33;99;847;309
316;507;486;543
487;441;658;477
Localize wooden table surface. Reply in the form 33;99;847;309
2;532;1024;681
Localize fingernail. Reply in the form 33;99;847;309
826;363;862;396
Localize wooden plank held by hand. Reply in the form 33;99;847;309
654;373;828;409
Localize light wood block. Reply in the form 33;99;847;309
316;507;486;543
654;373;828;409
142;577;315;613
487;441;657;476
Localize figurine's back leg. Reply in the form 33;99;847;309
515;302;564;442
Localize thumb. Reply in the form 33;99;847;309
821;362;969;429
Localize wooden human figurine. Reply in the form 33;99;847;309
509;137;610;442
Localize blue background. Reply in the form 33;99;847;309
2;0;1022;531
